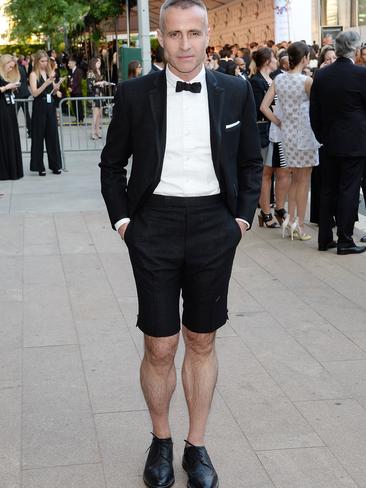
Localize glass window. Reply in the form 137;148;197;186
359;0;366;26
321;0;339;25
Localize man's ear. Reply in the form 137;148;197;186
157;29;164;49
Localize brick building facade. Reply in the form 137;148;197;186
208;0;275;46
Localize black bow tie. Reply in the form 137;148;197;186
176;81;202;93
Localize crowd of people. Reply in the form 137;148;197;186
1;31;366;251
0;47;121;184
200;35;366;252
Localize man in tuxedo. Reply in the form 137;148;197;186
100;0;262;486
68;56;84;123
310;31;366;255
234;57;248;80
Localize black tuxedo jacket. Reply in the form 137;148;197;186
100;68;263;229
310;57;366;157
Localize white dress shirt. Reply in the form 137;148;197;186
153;65;220;197
115;65;248;232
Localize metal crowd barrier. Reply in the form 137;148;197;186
15;96;114;170
59;96;114;169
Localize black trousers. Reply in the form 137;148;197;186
16;100;32;136
318;153;365;247
71;94;84;122
362;159;366;207
125;194;241;337
30;99;62;172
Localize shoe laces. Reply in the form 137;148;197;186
145;433;172;463
184;440;209;466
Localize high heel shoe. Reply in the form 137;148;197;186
282;214;291;238
258;210;279;228
274;208;287;226
291;220;311;241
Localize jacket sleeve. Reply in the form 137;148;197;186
99;82;132;229
249;77;266;121
236;82;263;225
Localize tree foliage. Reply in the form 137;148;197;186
5;0;126;46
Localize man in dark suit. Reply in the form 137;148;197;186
68;56;84;123
100;0;262;486
310;31;366;255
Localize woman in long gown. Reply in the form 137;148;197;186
0;54;23;181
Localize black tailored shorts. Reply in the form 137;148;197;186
124;194;242;337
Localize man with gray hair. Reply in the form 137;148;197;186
100;0;262;486
310;31;366;254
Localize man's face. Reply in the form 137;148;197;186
157;5;209;81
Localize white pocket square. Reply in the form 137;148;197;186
225;121;240;129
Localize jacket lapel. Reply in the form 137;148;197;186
148;70;167;179
206;69;224;176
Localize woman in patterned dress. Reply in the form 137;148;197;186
260;42;320;241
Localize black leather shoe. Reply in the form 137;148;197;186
52;170;61;175
360;235;366;243
143;434;175;488
182;441;218;488
318;240;337;251
337;244;366;255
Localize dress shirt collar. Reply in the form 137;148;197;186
166;64;206;90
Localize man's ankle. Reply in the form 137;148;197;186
152;430;172;440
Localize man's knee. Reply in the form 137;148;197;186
144;334;179;367
182;327;216;356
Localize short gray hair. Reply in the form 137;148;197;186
159;0;208;31
335;31;361;58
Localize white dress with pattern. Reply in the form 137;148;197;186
275;72;320;168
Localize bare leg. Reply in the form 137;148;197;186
293;167;312;227
259;166;275;214
92;107;99;137
274;167;291;210
181;326;218;446
96;108;102;137
140;333;179;438
287;169;296;223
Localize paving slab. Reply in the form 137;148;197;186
296;399;366;487
0;387;21;488
1;151;366;487
22;464;106;488
22;345;100;469
258;447;358;488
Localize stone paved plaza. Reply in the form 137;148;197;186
1;152;366;488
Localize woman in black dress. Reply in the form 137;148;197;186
0;54;23;181
250;48;291;228
87;57;107;140
29;50;63;176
